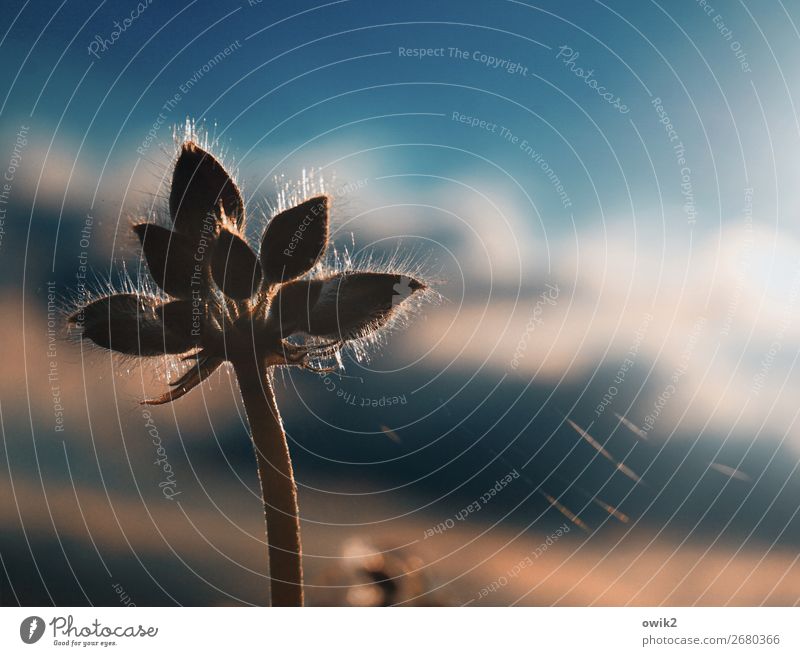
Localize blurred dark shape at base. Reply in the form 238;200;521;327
313;537;446;606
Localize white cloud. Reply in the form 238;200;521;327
397;217;800;443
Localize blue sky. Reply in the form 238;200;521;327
4;0;800;436
6;0;800;607
4;0;800;442
4;0;799;233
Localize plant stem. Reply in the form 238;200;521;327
233;357;303;606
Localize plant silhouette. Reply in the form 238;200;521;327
69;140;429;606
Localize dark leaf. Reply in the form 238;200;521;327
269;279;323;337
210;228;262;299
133;223;207;299
272;272;425;340
160;299;204;344
260;196;328;284
70;294;199;356
170;142;244;238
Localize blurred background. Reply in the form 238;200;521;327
2;0;800;606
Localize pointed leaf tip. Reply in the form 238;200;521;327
260;195;329;284
170;142;244;238
271;272;425;341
